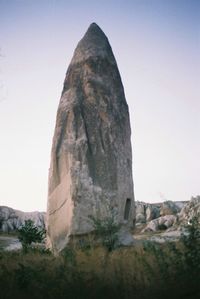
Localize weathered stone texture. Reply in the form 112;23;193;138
47;23;135;252
135;197;199;235
178;196;200;224
135;200;186;226
0;206;45;233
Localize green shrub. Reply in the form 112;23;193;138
18;219;46;252
0;215;199;299
89;213;120;251
181;215;200;273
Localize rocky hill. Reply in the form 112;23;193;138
1;196;199;238
0;206;46;233
135;195;200;235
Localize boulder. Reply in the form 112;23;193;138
117;228;134;246
47;23;135;253
141;215;177;233
135;200;186;226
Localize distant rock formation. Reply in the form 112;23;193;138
47;23;135;253
135;196;200;233
0;206;46;233
135;200;186;226
1;196;199;247
142;215;177;233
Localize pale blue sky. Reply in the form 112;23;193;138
0;0;199;211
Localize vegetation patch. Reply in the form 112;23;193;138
0;218;200;299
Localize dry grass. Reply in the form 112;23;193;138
0;241;200;299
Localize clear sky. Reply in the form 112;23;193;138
0;0;199;211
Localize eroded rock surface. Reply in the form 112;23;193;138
135;200;186;226
47;23;135;253
141;215;177;233
0;206;45;233
135;202;160;224
178;196;200;224
160;201;180;216
135;196;200;236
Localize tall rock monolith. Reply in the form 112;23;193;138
47;23;135;252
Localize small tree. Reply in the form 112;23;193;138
89;212;120;252
18;219;46;252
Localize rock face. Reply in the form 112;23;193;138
178;196;200;225
160;201;180;216
0;206;46;233
141;215;177;233
135;202;160;224
47;23;135;252
135;200;186;226
135;197;200;234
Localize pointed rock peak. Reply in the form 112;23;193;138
71;23;115;65
85;22;107;39
88;22;101;29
